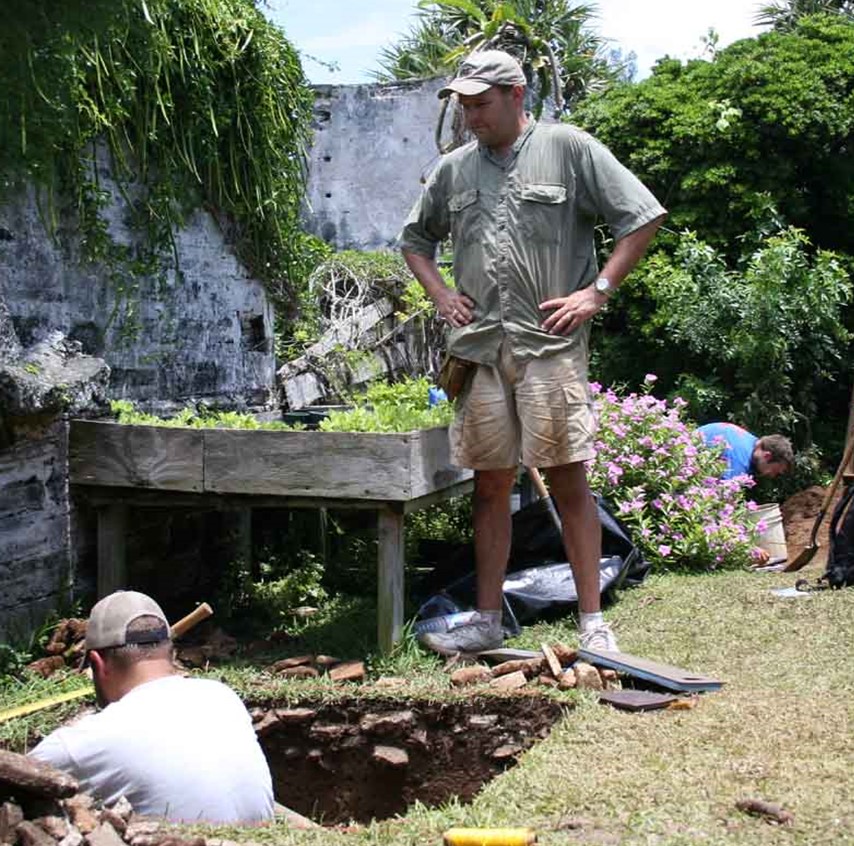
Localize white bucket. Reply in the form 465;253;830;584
748;503;788;561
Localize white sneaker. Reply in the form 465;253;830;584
417;613;503;656
579;622;619;652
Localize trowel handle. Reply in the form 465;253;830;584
171;602;213;639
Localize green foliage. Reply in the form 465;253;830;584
632;228;851;445
0;0;314;314
588;381;761;571
318;377;454;433
573;14;854;256
110;399;302;430
756;0;853;29
217;550;328;631
374;0;621;113
279;250;419;360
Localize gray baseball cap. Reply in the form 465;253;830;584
85;590;170;650
438;50;526;98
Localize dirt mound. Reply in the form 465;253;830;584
780;484;846;568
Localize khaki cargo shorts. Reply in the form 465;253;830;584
450;337;596;470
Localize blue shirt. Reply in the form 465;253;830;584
698;423;758;479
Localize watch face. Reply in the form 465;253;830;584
595;277;611;294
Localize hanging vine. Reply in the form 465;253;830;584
0;0;314;313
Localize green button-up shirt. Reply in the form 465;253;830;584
399;120;666;364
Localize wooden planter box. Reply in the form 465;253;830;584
69;420;473;652
69;421;467;501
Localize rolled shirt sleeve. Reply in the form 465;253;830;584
575;132;666;241
398;162;451;258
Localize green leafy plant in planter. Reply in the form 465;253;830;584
319;377;454;433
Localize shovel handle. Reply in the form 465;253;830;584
527;467;551;502
819;436;854;516
170;602;213;639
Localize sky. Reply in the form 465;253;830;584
264;0;770;85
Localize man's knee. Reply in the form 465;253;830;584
544;462;593;509
474;468;517;502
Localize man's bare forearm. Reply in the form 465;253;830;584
598;215;666;292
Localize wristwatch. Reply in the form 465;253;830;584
594;277;613;297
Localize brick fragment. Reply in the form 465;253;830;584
574;662;603;691
329;661;365;683
17;821;56;846
489;670;528;690
558;669;577;690
84;823;125;846
491;658;543;678
450;666;491;687
372;746;409;767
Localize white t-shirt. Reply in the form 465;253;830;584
30;675;273;823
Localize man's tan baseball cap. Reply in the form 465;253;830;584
85;590;170;650
438;50;526;98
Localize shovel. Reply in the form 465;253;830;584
783;436;854;572
527;466;563;534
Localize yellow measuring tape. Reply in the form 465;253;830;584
0;687;93;725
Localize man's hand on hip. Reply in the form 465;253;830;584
539;287;605;335
433;288;476;328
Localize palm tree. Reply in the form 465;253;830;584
374;0;619;115
755;0;854;29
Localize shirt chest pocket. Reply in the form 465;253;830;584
448;188;481;247
520;183;568;244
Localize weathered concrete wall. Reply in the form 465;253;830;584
0;419;72;639
0;154;279;636
0;174;276;412
304;78;446;252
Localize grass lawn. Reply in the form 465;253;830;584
3;560;852;845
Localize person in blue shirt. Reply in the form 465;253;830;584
698;423;793;481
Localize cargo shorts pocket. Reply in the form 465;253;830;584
448;188;481;247
520;183;568;244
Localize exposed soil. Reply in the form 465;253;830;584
780;484;846;568
256;694;566;825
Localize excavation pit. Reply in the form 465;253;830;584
255;694;565;825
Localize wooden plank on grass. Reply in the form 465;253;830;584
579;648;723;692
70;421;203;491
203;429;413;500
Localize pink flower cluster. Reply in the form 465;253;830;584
587;380;759;571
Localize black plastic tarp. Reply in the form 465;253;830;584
415;495;650;635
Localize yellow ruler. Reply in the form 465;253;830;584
0;687;94;725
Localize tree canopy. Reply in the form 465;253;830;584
573;14;854;257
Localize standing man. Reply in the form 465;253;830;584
400;50;666;655
30;591;275;823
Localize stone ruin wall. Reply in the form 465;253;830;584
1;77;447;638
0;161;277;637
303;78;446;251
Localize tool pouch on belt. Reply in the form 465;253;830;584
437;354;476;401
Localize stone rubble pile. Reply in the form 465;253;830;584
0;751;213;846
446;643;622;692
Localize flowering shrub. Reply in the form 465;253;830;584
587;376;762;571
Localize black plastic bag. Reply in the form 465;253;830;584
825;482;854;588
415;495;649;633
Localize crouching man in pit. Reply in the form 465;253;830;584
30;590;274;824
